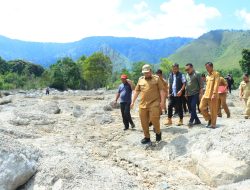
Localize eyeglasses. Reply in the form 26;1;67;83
185;68;190;72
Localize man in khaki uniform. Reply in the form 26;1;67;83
131;65;165;144
199;62;220;128
239;73;250;119
156;69;168;114
217;77;230;118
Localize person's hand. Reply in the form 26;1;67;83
160;101;164;110
211;94;216;101
130;102;134;109
127;79;132;84
199;93;203;101
240;95;243;101
177;90;182;97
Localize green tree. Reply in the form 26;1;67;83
3;72;26;88
159;58;173;78
0;57;9;74
49;57;81;90
239;49;250;74
7;59;44;76
82;52;112;89
76;55;87;89
48;65;65;90
131;61;148;84
76;55;87;66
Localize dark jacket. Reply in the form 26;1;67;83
169;72;185;96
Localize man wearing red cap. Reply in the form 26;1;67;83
115;74;135;130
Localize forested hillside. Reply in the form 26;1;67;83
169;30;250;69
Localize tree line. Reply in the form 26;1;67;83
0;49;249;91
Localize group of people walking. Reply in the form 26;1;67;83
115;62;250;144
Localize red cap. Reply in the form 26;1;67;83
120;74;128;79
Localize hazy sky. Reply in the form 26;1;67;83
0;0;249;42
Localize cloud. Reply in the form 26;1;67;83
236;9;250;27
133;1;148;12
0;0;221;42
0;0;123;42
123;0;221;39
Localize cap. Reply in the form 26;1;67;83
142;64;151;73
120;74;128;79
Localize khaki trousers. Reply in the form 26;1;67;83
139;107;161;138
199;97;218;126
245;97;250;116
217;93;230;116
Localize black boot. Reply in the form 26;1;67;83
131;123;135;128
194;119;201;125
156;133;162;142
205;120;211;128
141;138;151;144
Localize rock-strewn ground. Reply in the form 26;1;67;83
0;89;249;190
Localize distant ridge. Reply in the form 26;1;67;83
169;30;250;69
0;35;193;70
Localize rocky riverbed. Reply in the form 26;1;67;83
0;89;249;190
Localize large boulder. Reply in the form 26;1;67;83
10;110;56;126
216;179;250;190
0;96;12;105
0;134;39;190
192;150;250;187
188;122;250;187
39;101;61;114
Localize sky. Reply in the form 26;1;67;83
0;0;250;42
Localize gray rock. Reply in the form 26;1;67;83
103;105;113;111
73;105;83;118
161;135;188;160
11;111;56;126
216;179;250;190
0;134;39;190
188;124;250;187
0;97;12;105
95;114;114;124
156;182;169;190
110;101;120;109
10;117;30;126
40;101;61;114
192;150;250;187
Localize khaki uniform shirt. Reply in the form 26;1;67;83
219;77;227;86
239;81;250;99
159;76;168;96
203;71;220;99
135;75;164;108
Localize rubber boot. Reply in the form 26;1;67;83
177;119;183;126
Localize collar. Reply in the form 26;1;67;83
145;77;152;80
208;70;215;76
188;70;195;75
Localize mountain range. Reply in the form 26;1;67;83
1;30;250;71
169;30;250;69
0;35;192;70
